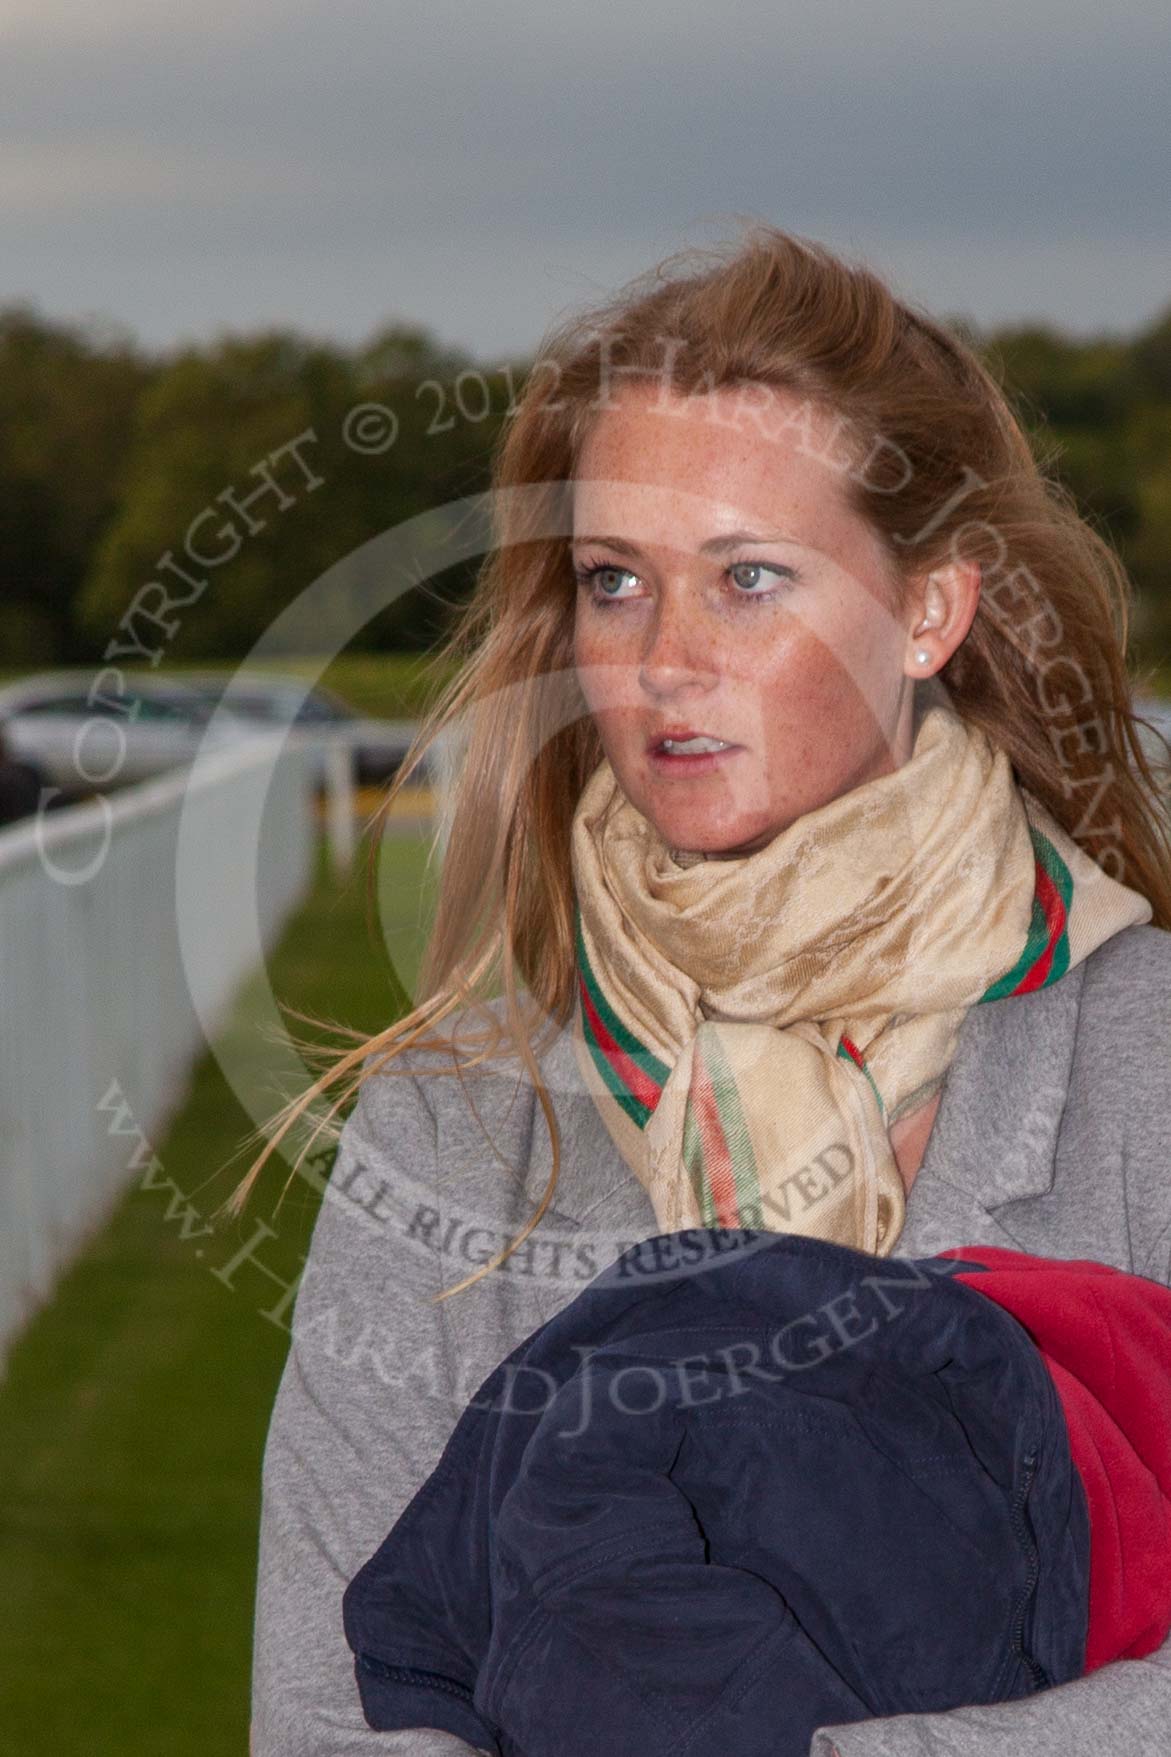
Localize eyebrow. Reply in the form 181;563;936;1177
571;529;805;556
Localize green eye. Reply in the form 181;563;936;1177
573;563;637;602
729;562;798;597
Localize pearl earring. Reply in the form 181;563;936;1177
915;649;930;665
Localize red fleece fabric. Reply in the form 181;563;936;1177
938;1244;1171;1672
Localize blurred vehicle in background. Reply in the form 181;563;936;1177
0;671;260;801
0;723;51;828
178;669;427;787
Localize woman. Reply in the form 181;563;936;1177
235;224;1171;1756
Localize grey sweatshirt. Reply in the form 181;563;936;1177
250;921;1171;1757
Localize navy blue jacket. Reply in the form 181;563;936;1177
342;1229;1090;1757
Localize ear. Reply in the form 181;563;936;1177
901;558;981;678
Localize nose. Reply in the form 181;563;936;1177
637;588;718;700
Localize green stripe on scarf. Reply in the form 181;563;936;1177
980;826;1074;1001
574;904;671;1127
682;1026;762;1228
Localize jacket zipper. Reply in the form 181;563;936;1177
1006;1445;1050;1692
357;1651;479;1707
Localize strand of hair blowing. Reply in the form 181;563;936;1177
218;222;1171;1299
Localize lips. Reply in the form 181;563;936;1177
647;741;742;775
648;726;738;753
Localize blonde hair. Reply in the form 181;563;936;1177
217;221;1171;1299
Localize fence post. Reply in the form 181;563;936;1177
323;735;355;879
429;723;468;864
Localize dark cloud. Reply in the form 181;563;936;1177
2;0;1168;356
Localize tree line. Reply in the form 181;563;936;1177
1;298;1170;670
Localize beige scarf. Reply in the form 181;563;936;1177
569;685;1153;1256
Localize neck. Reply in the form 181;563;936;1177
889;1088;942;1196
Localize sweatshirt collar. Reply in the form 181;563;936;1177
912;955;1086;1214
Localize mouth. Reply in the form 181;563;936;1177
647;728;739;755
647;729;742;772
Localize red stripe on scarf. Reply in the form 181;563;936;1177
1012;858;1066;994
577;970;663;1113
690;1041;741;1228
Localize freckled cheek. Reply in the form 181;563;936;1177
573;622;643;735
722;624;833;718
573;610;632;664
572;621;611;706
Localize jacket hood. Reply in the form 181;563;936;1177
940;1244;1171;1671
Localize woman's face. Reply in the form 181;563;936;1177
571;381;932;859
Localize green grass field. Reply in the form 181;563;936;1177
0;827;438;1755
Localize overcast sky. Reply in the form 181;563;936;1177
3;0;1169;366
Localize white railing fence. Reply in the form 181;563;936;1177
428;722;468;865
0;735;322;1379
